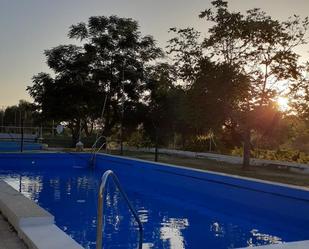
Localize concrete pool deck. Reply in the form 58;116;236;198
0;213;27;249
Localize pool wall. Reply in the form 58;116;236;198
95;154;309;230
0;141;43;152
0;152;85;168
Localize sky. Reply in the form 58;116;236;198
1;0;309;107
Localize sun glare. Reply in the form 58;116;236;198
276;97;290;111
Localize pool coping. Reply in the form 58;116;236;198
236;240;309;249
0;180;84;249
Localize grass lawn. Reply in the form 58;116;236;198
110;150;309;188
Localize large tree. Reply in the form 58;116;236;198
199;0;309;167
169;0;309;167
1;100;36;127
143;63;177;160
167;28;250;153
291;63;309;120
28;16;163;144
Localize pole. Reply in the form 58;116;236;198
155;127;158;162
19;110;21;132
19;174;22;193
20;115;24;152
120;122;123;155
52;120;55;137
1;106;4;132
40;125;43;142
209;137;212;152
120;59;125;155
78;119;81;142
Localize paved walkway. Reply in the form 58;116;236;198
0;213;27;249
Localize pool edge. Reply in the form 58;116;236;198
98;152;309;192
0;180;84;249
236;240;309;249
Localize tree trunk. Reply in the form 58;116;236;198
70;121;80;147
242;128;251;168
71;130;79;147
83;120;93;137
120;121;123;155
181;133;186;149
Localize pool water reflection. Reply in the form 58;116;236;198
0;167;300;249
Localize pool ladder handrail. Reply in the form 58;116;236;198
96;170;143;249
89;136;108;168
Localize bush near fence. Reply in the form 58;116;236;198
231;147;309;164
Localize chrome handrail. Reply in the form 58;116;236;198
89;136;108;168
96;170;143;249
92;136;107;151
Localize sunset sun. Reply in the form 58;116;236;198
276;96;290;111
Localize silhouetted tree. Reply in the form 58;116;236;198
2;100;36;127
198;0;308;167
167;27;249;152
28;15;163;144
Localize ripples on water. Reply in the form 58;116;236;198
0;168;296;249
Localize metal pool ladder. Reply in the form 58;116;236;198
96;170;144;249
89;136;107;168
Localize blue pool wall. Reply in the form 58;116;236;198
0;141;43;152
0;152;308;237
95;154;309;233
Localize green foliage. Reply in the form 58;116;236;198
27;15;163;143
126;128;153;148
231;147;309;163
0;100;37;127
197;1;308;166
182;135;213;152
23;9;309;161
187;59;249;133
167;27;202;83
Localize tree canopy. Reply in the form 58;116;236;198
28;15;163;143
168;0;309;166
26;4;309;165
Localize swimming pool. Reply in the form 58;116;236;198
0;152;308;249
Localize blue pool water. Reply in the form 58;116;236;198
0;153;308;249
